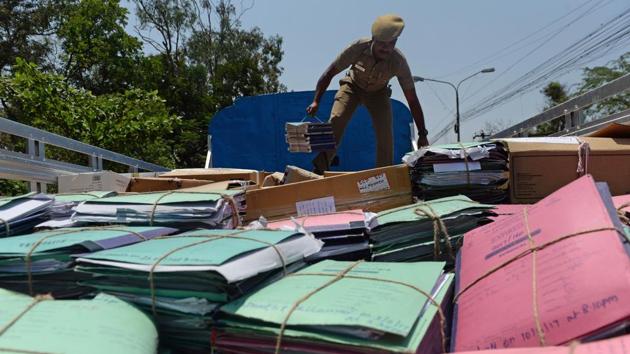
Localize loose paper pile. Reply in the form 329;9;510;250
266;209;373;263
403;142;509;204
0;289;157;354
215;260;454;354
0;226;175;297
75;228;322;352
73;190;244;229
368;196;493;263
0;192;53;237
452;175;630;351
286;121;336;152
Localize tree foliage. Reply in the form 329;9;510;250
535;81;569;136
576;52;630;119
538;52;630;136
0;59;181;168
0;0;285;193
0;0;68;72
57;0;143;94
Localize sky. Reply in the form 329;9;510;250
123;0;629;144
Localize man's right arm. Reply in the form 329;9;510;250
306;64;342;116
306;39;363;116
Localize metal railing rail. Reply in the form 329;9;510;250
491;73;630;138
0;117;169;192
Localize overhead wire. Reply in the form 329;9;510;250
428;0;620;142
461;8;630;123
434;0;600;79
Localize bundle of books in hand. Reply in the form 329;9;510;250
403;142;509;204
285;121;336;153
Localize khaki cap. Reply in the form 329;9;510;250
371;14;405;41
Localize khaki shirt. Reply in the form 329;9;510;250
331;38;415;92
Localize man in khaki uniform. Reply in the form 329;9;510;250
307;14;429;174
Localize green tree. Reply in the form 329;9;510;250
132;0;285;167
57;0;143;94
0;0;69;72
534;81;569;136
0;59;181;168
187;0;285;108
576;52;630;120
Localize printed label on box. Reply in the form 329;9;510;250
357;173;391;193
296;196;336;216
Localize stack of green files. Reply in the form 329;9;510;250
368;196;493;262
37;191;117;229
0;289;157;354
75;228;323;352
215;260;454;354
0;226;176;298
73;190;244;229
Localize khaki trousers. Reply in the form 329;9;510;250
313;83;393;172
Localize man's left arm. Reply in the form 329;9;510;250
403;87;429;148
397;55;429;148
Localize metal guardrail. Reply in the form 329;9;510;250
550;108;630;137
491;73;630;138
0;117;169;192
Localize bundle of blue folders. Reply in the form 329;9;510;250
285;120;336;152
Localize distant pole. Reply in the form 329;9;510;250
413;67;495;142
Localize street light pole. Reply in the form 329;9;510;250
413;67;495;142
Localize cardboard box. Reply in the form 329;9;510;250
126;177;212;192
323;171;351;177
502;137;630;203
159;168;262;184
283;165;322;184
58;171;131;193
178;180;255;192
245;164;412;221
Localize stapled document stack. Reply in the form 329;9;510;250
72;190;244;229
215;260;454;354
403;142;509;204
0;289;157;354
0;192;53;237
0;226;175;297
368;196;493;263
286;121;336;152
266;209;373;262
75;228;322;352
452;175;630;351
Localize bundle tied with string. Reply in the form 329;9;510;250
576;138;590;177
147;230;288;316
269;260;448;354
0;293;54;354
147;190;241;228
414;203;455;260
368;196;491;264
454;207;624;347
23;226;148;296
